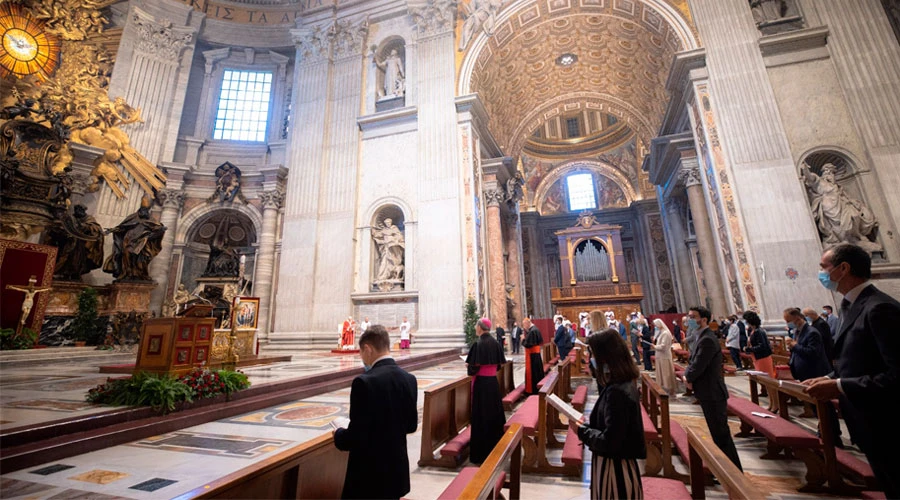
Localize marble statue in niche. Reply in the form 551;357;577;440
749;0;803;33
42;204;105;281
374;48;406;99
800;162;882;253
458;0;502;51
102;201;167;282
372;217;405;292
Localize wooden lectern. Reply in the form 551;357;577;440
135;314;216;377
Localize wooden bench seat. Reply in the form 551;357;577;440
643;477;692;500
560;426;583;467
455;424;523;500
727;395;826;491
502;383;527;411
860;491;887;499
834;448;878;490
437;467;506;500
571;385;588;412
504;395;540;436
439;427;471;459
670;418;710;477
685;425;765;500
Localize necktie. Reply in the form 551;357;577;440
838;298;850;332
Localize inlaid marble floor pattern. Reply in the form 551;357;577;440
0;351;876;499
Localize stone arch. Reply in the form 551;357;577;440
361;196;416;227
533;160;638;215
176;202;263;246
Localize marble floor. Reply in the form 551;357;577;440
0;348;876;499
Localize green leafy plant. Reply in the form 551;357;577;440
139;375;194;414
463;296;478;346
71;287;99;343
217;369;250;396
87;369;250;413
0;327;37;350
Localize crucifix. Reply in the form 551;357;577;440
5;275;52;337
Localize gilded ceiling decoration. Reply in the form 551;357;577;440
0;4;60;82
468;1;684;156
2;0;166;199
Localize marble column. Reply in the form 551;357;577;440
663;195;701;311
256;190;284;338
409;0;465;339
148;187;185;312
681;160;728;317
484;187;507;332
505;211;524;323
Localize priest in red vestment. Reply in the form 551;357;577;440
341;316;356;348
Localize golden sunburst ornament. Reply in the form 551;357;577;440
0;3;60;82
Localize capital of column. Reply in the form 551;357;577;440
259;189;285;210
679;162;703;188
131;9;195;61
291;23;331;66
484;187;505;207
157;189;185;210
330;18;369;59
409;0;457;37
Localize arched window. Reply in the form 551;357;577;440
566;172;597;211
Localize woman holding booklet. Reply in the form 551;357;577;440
650;318;677;394
570;327;646;499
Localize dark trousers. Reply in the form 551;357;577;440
643;349;654;370
511;338;520;354
699;399;743;471
631;336;641;363
729;347;743;369
868;450;898;499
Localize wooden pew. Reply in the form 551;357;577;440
685;425;764;500
418;376;472;467
445;424;524;500
497;360;515;397
556;358;572;402
173;432;347;499
748;374;875;494
640;372;680;480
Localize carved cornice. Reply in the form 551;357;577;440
292;24;331;65
157;188;185;210
131;11;195;61
409;0;457;37
259;189;285;210
679;164;702;188
330;18;369;59
483;187;505;207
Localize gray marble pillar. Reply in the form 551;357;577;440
255;190;284;338
663;195;700;311
681;161;728;317
148;188;185;312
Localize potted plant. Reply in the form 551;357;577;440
71;287;99;347
463;296;478;347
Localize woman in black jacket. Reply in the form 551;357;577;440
572;327;646;499
742;311;776;410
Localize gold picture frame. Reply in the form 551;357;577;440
233;297;259;330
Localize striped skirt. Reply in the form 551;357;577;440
591;455;643;499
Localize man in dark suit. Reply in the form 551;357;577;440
784;307;831;381
802;307;835;363
806;244;900;498
683;305;743;470
334;325;418;499
495;324;506;352
510;321;522;354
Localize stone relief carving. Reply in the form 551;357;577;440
679;164;702;187
372;218;405;291
458;0;502;51
293;23;330;64
157;188;185;210
749;0;803;33
259;190;285;210
483;187;506;207
505;171;524;207
131;12;195;61
409;0;457;36
330;18;369;59
374;49;406;99
207;162;247;204
800;162;882;253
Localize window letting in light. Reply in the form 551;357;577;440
566;173;596;211
213;70;273;142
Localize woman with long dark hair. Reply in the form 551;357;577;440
572;328;646;499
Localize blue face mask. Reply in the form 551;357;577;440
362;362;372;372
687;318;699;330
818;269;839;291
804;316;813;325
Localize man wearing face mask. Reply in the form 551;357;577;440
805;244;900;498
784;308;831;382
822;304;840;335
333;325;418;499
801;307;834;363
683;306;743;470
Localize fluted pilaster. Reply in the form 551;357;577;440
148;188;185;312
484;187;507;332
255;190;284;337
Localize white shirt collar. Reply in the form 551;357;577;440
372;354;393;366
844;281;872;304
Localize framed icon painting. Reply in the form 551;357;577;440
233;297;260;330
